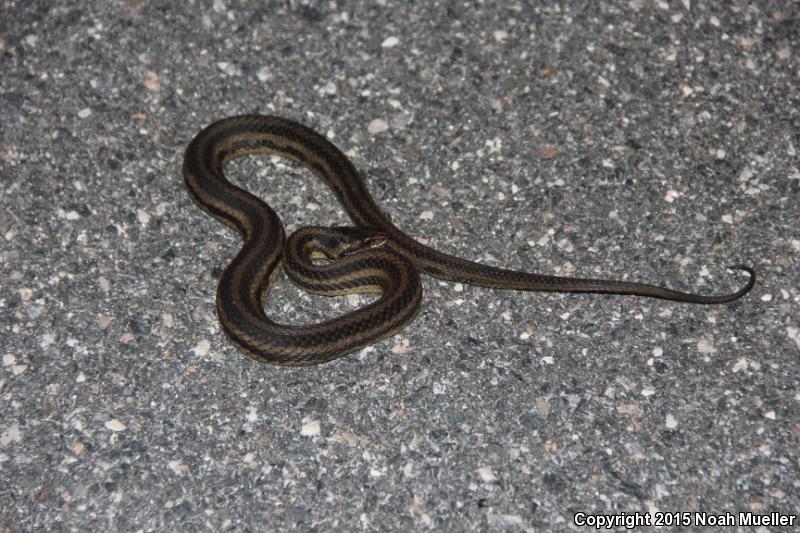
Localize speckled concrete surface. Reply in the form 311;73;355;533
1;1;798;531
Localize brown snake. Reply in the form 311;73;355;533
183;115;755;365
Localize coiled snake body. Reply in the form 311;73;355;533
183;115;755;366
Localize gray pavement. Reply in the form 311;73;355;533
1;1;798;531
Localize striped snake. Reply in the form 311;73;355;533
183;115;755;366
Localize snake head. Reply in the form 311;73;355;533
332;227;389;258
304;226;389;260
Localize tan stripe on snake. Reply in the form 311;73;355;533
183;115;755;366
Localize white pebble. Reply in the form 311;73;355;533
391;340;412;354
368;118;389;134
137;208;150;227
98;277;111;293
192;340;211;356
697;338;716;354
0;423;22;445
301;420;321;437
168;460;188;475
381;36;400;48
665;414;678;429
105;419;126;432
555;238;573;252
40;333;55;348
322;81;336;95
216;62;240;76
256;66;271;82
477;466;496;482
787;327;800;349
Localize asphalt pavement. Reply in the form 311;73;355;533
1;1;798;531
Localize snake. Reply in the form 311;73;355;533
182;115;755;366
